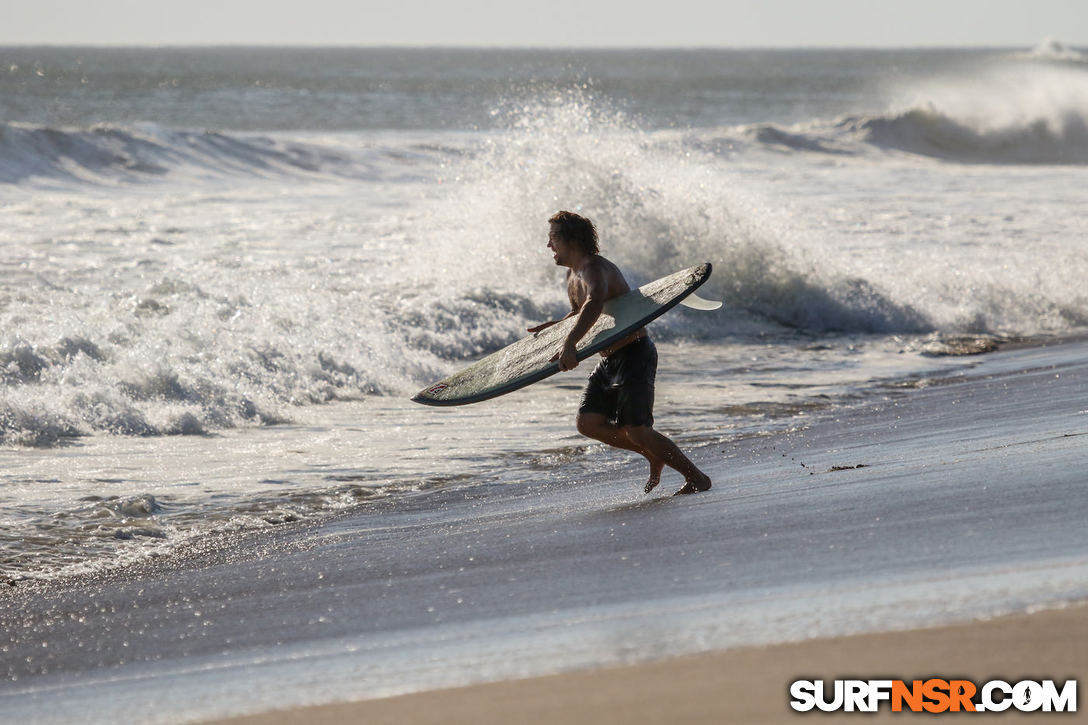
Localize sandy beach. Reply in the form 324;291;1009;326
205;602;1087;724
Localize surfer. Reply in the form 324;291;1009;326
529;211;712;495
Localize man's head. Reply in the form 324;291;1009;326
547;211;599;264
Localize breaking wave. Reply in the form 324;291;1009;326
854;61;1088;164
0;122;442;185
6;84;1088;447
1015;37;1088;65
849;106;1088;165
735;101;1088;166
718;59;1088;165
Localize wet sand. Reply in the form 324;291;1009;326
205;602;1087;724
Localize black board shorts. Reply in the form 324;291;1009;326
578;336;657;428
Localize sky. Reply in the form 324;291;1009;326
2;0;1086;48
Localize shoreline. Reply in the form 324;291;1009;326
3;329;1084;591
202;602;1087;724
1;328;1069;592
4;335;1086;725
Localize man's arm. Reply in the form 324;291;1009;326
556;265;607;371
528;269;580;334
527;308;577;334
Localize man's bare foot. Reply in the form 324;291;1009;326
643;459;666;494
673;472;712;495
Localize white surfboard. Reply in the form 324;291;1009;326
411;263;718;406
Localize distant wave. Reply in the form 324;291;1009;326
711;59;1088;165
0;122;440;185
1014;38;1088;65
737;124;852;156
842;105;1088;165
854;61;1088;165
725;104;1088;165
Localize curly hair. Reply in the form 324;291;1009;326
548;210;599;255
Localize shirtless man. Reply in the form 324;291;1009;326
528;210;712;495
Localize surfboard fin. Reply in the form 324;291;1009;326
679;292;722;311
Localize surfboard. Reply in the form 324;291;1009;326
411;262;717;406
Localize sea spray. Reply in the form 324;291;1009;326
425;87;931;335
860;61;1088;164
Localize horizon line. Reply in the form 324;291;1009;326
0;41;1071;51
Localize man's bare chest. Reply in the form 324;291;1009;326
567;275;588;308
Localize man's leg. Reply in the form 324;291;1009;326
622;425;711;495
577;412;665;491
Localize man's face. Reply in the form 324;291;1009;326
547;223;572;266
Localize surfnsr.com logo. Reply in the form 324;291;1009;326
790;679;1078;713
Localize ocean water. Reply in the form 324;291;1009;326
3;42;1088;583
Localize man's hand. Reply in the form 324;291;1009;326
527;320;558;334
553;340;579;371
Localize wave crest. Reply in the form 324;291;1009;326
848;104;1088;164
0;122;433;185
1017;38;1088;64
856;63;1088;164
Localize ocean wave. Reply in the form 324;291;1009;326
853;62;1088;164
437;89;1088;341
6;87;1085;448
426;91;935;337
844;105;1088;164
719;123;849;157
1014;38;1088;65
697;60;1088;165
723;102;1088;166
0;122;441;185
